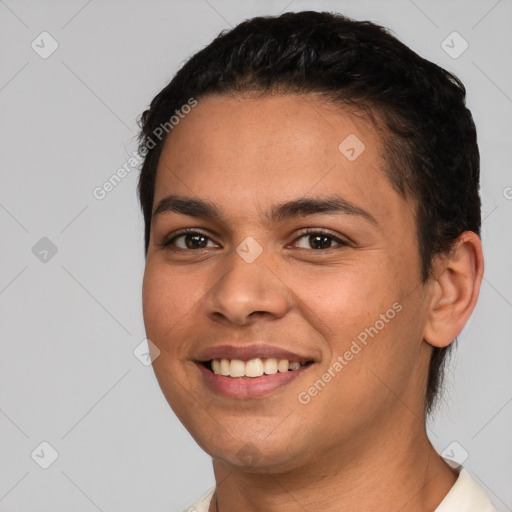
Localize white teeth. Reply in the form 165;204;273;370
210;357;306;377
220;358;230;376
277;359;289;372
229;359;245;377
245;358;264;377
264;358;278;375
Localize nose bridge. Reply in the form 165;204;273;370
203;241;290;325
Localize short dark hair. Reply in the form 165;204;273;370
137;11;480;416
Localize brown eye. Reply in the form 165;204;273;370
180;233;209;249
162;230;218;250
308;234;333;249
293;229;348;250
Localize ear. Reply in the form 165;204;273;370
423;231;484;348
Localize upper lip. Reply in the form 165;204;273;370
195;344;316;363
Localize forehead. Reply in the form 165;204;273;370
153;93;409;228
158;93;379;172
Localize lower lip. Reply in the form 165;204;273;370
197;363;311;398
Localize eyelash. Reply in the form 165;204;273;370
160;227;349;251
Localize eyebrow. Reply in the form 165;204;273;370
152;194;378;226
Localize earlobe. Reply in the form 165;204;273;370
423;231;484;348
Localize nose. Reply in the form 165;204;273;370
203;248;291;326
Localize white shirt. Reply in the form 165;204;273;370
183;459;497;512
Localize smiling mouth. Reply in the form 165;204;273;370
201;357;314;378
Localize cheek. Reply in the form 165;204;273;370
319;289;426;419
302;258;422;395
305;262;399;346
141;261;200;356
141;261;208;417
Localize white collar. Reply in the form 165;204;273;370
434;458;496;511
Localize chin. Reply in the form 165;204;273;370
187;424;314;474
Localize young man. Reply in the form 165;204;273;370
137;11;495;511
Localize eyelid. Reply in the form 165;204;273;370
160;228;221;249
291;227;350;248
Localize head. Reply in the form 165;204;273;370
137;11;482;470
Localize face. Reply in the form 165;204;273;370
142;93;433;472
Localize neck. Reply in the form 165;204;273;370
210;413;458;512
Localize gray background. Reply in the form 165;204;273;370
0;0;511;510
